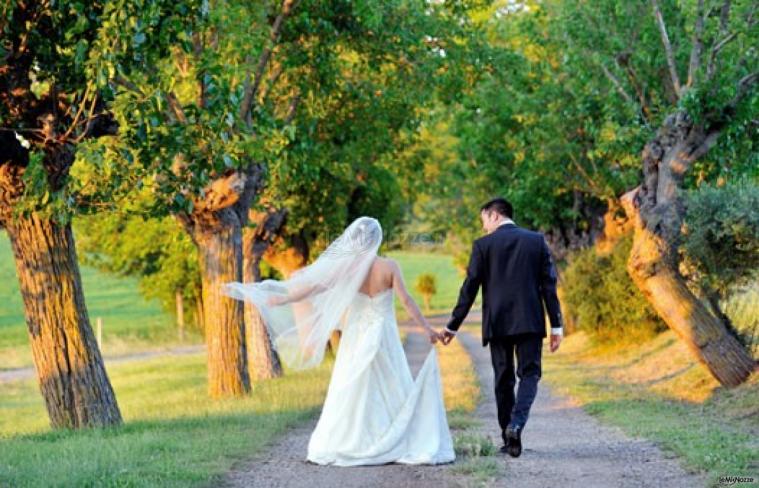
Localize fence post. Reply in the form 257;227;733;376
96;317;103;350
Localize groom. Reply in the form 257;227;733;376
441;197;563;457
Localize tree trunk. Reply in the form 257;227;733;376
5;213;122;428
242;247;283;381
194;221;250;397
243;224;282;381
620;112;755;387
242;209;284;380
327;330;341;354
244;306;283;380
175;167;266;398
623;213;755;386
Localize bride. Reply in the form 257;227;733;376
222;216;455;466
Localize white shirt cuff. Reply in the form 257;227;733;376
551;327;563;336
444;327;457;335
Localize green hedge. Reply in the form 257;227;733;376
682;180;759;296
562;236;666;344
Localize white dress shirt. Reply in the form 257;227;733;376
444;218;563;337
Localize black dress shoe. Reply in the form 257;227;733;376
505;424;523;458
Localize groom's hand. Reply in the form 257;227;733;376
550;333;562;353
441;329;455;345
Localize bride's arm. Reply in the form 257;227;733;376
267;282;327;306
389;260;439;343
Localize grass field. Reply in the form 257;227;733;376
0;331;480;487
0;353;334;487
386;249;478;319
0;239;466;370
0;231;199;370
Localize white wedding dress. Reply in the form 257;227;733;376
306;287;455;466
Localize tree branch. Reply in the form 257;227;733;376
259;63;284;107
284;94;300;124
60;83;94;141
690;71;757;160
238;0;299;125
686;0;705;88
651;0;682;98
193;31;207;109
733;71;758;104
599;62;635;105
166;91;188;124
718;0;732;36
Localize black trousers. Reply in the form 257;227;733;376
489;333;543;431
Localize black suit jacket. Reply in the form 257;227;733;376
446;223;563;345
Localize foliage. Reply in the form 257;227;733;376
682;180;759;297
416;273;438;296
404;0;757;263
562;237;666;343
415;272;438;311
0;1;136;222
74;211;202;328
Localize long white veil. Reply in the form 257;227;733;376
222;216;382;370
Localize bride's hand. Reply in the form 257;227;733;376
426;327;440;344
266;295;284;306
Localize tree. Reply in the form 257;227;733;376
103;0;492;393
102;0;301;397
0;1;124;428
596;0;757;386
413;0;757;385
415;273;437;313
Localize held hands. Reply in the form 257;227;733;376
440;329;455;345
422;322;444;344
426;327;440;344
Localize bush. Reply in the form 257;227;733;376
682;180;759;297
415;273;437;312
562;236;666;344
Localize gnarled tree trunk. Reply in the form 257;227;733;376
192;214;250;397
177;168;267;398
621;112;755;387
5;213;122;428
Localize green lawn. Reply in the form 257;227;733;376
0;230;198;370
386;249;478;319
0;352;334;487
0;244;477;486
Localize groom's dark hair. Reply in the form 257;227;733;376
480;197;513;219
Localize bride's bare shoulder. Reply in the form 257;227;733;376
376;256;401;274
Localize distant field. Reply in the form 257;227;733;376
0;231;196;370
0;233;468;369
386;249;478;319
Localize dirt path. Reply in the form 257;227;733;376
222;327;467;488
0;345;205;383
456;330;706;488
222;312;705;488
